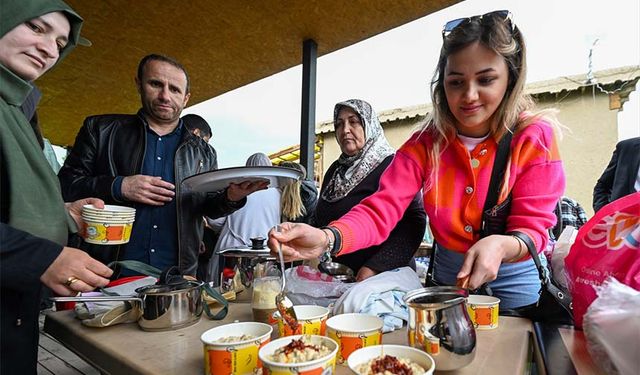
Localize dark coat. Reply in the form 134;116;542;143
58;113;244;276
593;137;640;212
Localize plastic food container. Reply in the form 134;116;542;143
347;344;435;375
259;335;338;374
325;313;383;364
201;321;272;375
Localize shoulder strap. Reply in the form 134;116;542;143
483;131;513;213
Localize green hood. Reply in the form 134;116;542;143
0;0;84;62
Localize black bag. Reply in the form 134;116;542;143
501;232;573;325
481;132;573;325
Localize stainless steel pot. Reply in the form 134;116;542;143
403;286;476;371
53;280;204;331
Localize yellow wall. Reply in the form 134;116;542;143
536;90;618;216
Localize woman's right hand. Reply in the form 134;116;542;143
268;223;327;261
41;247;113;296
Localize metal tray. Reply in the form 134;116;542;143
182;166;302;193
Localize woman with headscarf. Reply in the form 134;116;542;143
313;99;426;281
206;153;282;284
0;0;113;372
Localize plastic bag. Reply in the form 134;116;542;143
583;277;640;375
284;265;353;306
564;192;640;327
549;225;578;291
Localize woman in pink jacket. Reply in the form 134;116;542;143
269;10;565;309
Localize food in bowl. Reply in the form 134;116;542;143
348;345;435;375
356;354;425;375
215;334;256;343
269;335;332;363
201;322;272;375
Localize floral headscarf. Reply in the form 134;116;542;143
321;99;394;202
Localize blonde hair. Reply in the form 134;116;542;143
280;162;306;221
420;13;563;196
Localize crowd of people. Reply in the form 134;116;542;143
2;1;639;373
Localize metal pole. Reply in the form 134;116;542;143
300;39;317;181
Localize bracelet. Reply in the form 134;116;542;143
320;226;342;255
507;235;526;263
318;229;333;263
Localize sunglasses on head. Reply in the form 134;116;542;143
442;10;513;38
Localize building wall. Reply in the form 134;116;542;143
318;90;622;216
535;89;618;216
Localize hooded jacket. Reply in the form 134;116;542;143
0;1;84;373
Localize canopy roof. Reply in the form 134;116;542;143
37;0;458;146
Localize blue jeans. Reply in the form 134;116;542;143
433;244;546;309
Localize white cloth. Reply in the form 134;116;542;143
332;267;423;332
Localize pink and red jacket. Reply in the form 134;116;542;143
331;119;565;259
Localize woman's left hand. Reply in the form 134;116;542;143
356;266;377;282
457;235;518;289
65;198;105;228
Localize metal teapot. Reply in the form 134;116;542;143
404;286;476;371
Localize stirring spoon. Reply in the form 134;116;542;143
274;225;299;331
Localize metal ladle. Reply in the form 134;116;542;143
274;225;298;331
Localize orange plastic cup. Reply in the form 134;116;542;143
466;295;500;330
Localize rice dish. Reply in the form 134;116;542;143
356;354;425;375
215;334;256;343
269;336;331;363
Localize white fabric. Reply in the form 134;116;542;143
457;133;490;151
332;267;423;332
634;164;640;192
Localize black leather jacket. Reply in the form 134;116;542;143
58;112;243;276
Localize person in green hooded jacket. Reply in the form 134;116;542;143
0;1;113;372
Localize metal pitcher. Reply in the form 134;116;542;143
404;287;476;371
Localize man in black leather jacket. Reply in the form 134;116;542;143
59;54;266;277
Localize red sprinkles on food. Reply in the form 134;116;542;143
370;355;413;375
282;338;320;355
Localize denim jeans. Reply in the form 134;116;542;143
433;244;546;309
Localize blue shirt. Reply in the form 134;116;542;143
113;118;184;273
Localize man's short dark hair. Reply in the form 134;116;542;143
182;114;212;139
137;54;190;93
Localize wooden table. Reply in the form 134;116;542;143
44;302;533;375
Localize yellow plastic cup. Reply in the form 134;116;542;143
81;220;133;245
273;305;330;337
259;335;338;375
466;295;500;330
326;313;383;364
201;322;272;375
